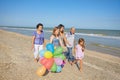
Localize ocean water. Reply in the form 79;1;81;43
0;26;120;57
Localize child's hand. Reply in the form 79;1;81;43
68;43;71;46
31;44;34;51
74;48;76;54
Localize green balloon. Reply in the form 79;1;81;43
54;47;63;56
51;63;57;72
54;54;66;60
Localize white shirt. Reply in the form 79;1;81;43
66;32;75;47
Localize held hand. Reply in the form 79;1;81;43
68;43;71;46
31;44;34;51
74;48;76;54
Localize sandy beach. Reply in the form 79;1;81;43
0;29;120;80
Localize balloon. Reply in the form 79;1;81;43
61;61;65;68
36;66;46;77
44;58;54;70
39;57;44;61
40;58;48;65
54;54;66;60
54;58;63;65
50;63;57;72
46;43;54;53
54;47;63;56
56;66;62;73
39;50;46;57
44;51;53;59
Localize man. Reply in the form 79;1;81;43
66;27;75;65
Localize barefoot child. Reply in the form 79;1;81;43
32;23;44;62
75;38;85;72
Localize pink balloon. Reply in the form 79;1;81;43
54;58;63;66
39;57;44;61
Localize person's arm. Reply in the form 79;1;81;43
50;35;54;43
64;34;71;46
74;46;76;54
59;37;64;47
31;36;35;50
73;39;76;54
82;47;85;52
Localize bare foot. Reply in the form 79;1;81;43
69;61;73;65
34;59;38;62
80;69;82;72
34;58;39;63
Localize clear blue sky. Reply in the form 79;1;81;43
0;0;120;30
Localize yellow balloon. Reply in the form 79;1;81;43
44;51;53;58
36;66;46;77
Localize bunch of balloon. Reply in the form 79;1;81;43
36;43;66;77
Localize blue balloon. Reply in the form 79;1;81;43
56;66;62;72
39;49;46;57
46;43;54;53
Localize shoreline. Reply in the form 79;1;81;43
0;28;120;58
0;29;120;80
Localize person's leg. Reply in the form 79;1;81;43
79;59;83;72
38;45;43;53
34;44;39;62
69;48;74;62
38;45;43;59
69;47;74;64
67;47;70;61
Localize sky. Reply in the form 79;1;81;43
0;0;120;30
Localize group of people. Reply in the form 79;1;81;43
32;23;85;72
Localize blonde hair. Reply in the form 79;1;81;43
52;27;59;37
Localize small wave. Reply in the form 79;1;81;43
91;43;120;51
44;30;52;32
0;27;35;31
75;33;120;40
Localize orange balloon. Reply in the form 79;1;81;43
36;66;46;77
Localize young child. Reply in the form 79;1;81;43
75;38;85;72
32;23;44;62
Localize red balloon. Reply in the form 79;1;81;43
44;58;54;70
40;58;48;65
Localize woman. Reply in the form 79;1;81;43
50;27;63;48
58;24;70;47
32;23;44;62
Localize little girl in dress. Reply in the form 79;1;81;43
75;38;85;72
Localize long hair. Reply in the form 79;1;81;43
52;27;59;37
58;24;64;33
78;38;85;51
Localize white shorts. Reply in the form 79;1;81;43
34;44;43;59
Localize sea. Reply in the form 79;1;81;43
0;26;120;57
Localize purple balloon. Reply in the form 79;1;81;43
54;58;63;66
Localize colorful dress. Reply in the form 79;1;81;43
75;44;84;59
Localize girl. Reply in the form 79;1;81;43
32;23;44;62
58;24;66;47
58;24;71;47
50;27;63;48
75;38;85;72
